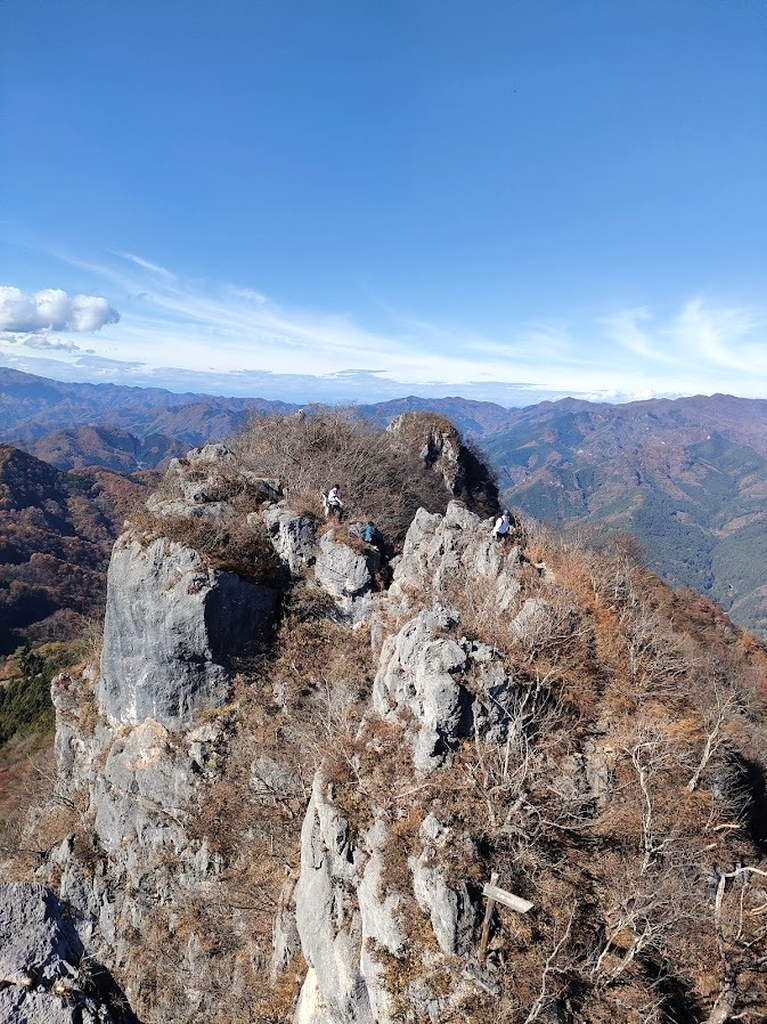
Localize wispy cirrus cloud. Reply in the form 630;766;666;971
599;298;767;379
598;307;677;363
112;251;177;285
667;297;764;372
2;249;765;405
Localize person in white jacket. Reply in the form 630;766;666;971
325;485;343;521
492;510;513;542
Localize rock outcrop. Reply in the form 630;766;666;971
290;502;529;1020
314;530;381;624
0;882;137;1024
98;533;278;729
8;422;767;1024
263;506;318;575
147;443;281;518
386;412;498;515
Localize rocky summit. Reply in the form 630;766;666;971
2;412;767;1024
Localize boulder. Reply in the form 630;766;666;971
314;531;380;624
0;883;136;1024
99;533;278;729
262;506;318;575
373;610;475;772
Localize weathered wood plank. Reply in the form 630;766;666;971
481;882;533;914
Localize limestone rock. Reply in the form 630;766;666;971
386;413;499;514
373;610;474;772
314;530;380;623
272;876;301;983
510;596;551;642
262;506;318;575
387;502;522;614
358;820;406;1023
148;443;281;518
99;532;277;729
293;776;373;1024
292;782;413;1024
0;882;136;1024
373;604;525;773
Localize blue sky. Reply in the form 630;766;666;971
1;0;765;406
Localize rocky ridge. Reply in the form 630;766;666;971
3;424;767;1024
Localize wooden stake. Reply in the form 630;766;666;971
482;880;534;914
478;874;534;962
478;871;499;962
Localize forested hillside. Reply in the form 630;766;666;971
0;443;152;656
484;395;767;637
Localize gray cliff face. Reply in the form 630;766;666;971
37;448;293;1020
263;507;317;575
49;659;231;1020
293;776;375;1024
99;533;277;729
292;782;406;1024
373;610;495;773
372;502;529;773
389;501;519;604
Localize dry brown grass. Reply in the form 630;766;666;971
129;501;283;588
233;409;466;548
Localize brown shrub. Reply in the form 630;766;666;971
233;409;472;549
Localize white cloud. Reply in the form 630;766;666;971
667;297;764;372
0;286;120;334
113;251;176;284
598;299;767;382
19;334;81;352
7;249;766;405
598;307;674;362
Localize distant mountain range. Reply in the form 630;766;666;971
0;367;512;468
2;366;767;637
0;367;296;448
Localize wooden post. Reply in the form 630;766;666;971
478;874;534;963
478;871;499;962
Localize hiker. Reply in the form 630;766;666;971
364;520;382;551
492;509;514;542
325;484;343;521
